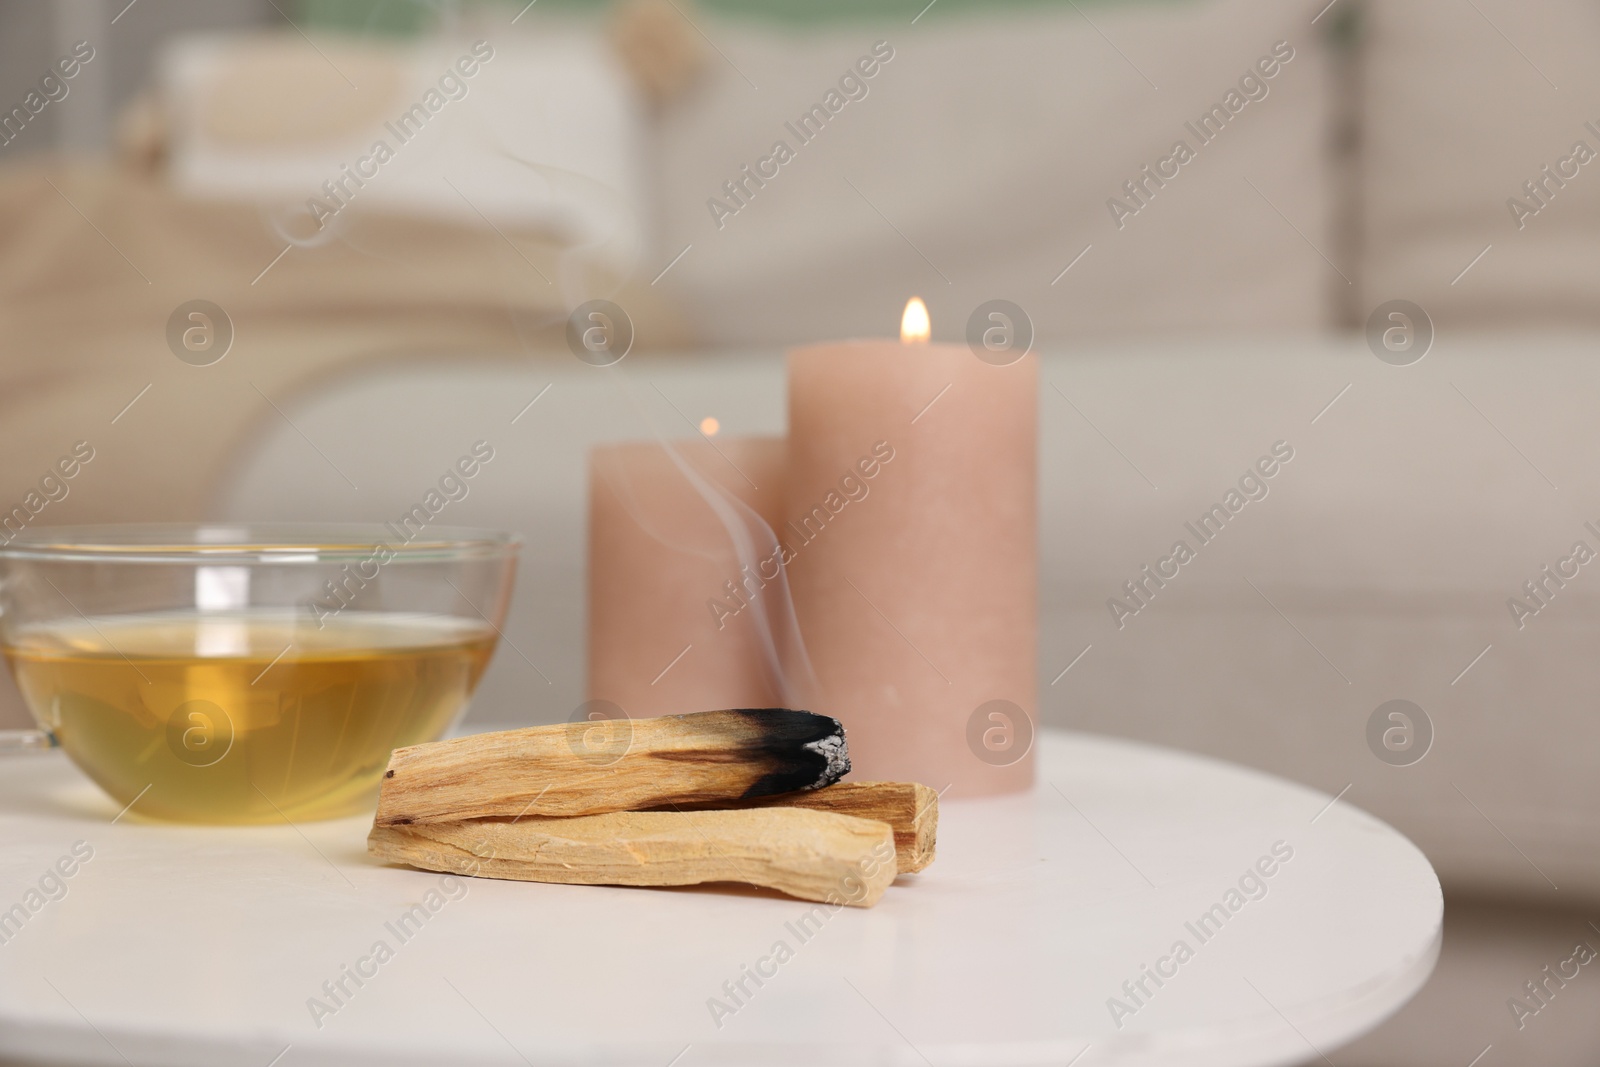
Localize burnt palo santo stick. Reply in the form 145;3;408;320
368;807;897;907
696;782;938;873
374;709;849;826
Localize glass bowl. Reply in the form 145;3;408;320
0;523;518;824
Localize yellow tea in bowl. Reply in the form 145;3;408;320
4;610;497;824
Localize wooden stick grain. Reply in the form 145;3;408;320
368;807;898;907
374;709;849;826
707;781;938;872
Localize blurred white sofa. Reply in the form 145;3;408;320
650;0;1336;344
1359;0;1600;331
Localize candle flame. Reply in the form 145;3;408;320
699;416;720;436
901;297;930;344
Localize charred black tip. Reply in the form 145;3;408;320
733;709;851;798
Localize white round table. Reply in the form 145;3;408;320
0;730;1440;1067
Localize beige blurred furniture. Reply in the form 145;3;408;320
652;0;1338;345
1359;0;1600;330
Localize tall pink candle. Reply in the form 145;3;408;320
784;303;1037;796
588;436;801;718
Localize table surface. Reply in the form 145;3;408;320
0;729;1441;1067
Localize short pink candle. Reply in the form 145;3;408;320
587;436;803;718
784;301;1037;795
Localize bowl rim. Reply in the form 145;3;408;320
0;523;521;563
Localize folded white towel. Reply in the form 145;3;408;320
162;30;643;262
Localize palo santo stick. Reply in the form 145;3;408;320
375;709;849;826
717;782;937;873
368;807;898;907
